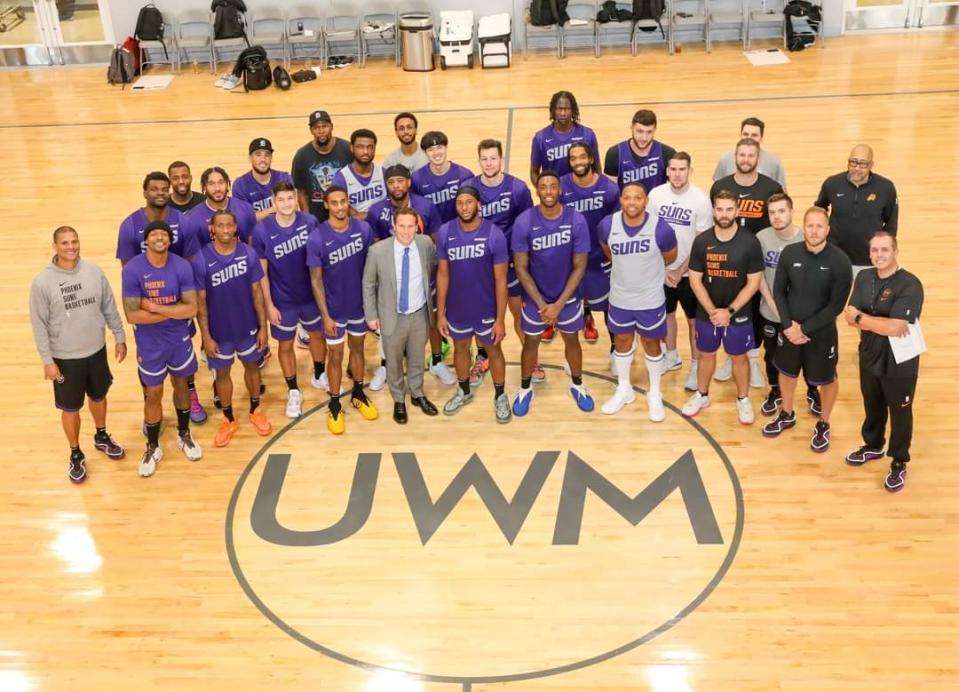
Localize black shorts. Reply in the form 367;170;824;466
53;346;113;412
773;324;838;386
664;277;697;319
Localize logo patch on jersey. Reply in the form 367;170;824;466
880;288;892;301
866;193;877;202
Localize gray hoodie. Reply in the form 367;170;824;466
29;256;126;364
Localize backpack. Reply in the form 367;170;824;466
211;0;248;43
134;4;168;60
234;45;271;91
596;1;633;23
784;1;821;51
530;0;569;26
107;44;136;87
632;0;666;35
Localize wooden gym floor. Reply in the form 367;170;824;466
2;32;958;691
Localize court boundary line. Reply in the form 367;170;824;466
2;87;957;130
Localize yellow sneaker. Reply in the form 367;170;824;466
351;394;379;421
249;409;273;436
214;419;239;447
327;408;346;434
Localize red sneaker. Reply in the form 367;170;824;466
583;313;599;343
542;324;555;343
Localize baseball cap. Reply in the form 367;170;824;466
383;164;411;180
249;138;273;154
309;110;332;126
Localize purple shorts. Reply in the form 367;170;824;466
271;301;323;341
607;302;668;339
584;258;611;311
522;297;583;336
208;328;264;370
448;315;497;345
137;337;198;387
695;318;754;356
326;314;367;345
507;262;522;298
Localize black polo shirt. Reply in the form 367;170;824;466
815;172;898;266
849;267;923;378
773;242;852;333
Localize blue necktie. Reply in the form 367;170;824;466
399;246;410;313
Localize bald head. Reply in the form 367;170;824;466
847;144;874;184
850;144;873;162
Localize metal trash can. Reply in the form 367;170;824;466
400;13;434;72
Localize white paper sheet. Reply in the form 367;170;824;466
889;321;927;364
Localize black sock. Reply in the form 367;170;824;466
352;380;366;401
572;374;582;386
584;306;592;317
70;445;81;455
175;407;190;432
313;361;325;379
431;352;443;366
699;390;709;397
187;378;196;393
285;375;298;391
521;376;532;389
478;346;488;360
494;382;505;398
380;357;386;367
458;379;470;396
250;397;260;413
95;426;106;437
223;405;235;422
146;421;160;447
330;394;341;415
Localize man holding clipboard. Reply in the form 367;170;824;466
844;231;925;492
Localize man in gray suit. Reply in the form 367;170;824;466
363;207;440;424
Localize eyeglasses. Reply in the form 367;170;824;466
848;158;872;168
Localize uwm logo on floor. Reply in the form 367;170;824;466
228;382;743;684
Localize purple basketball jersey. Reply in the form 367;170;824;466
411;162;474;224
437;218;508;323
530;123;600;178
252;212;318;307
366;193;440;240
465;174;534;245
560;174;620;260
231;170;294;214
511;206;590;302
184;197;258;246
116;207;197;262
306;218;374;319
614;140;668;192
191;242;263;342
121;253;196;349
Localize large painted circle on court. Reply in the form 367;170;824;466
226;365;744;684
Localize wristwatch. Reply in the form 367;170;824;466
854;312;863;324
727;306;736;316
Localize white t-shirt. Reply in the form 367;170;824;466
383;147;429;172
647;182;713;274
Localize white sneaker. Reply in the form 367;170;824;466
713;358;732;382
369;366;387;391
749;358;765;388
663;351;682;372
221;74;241;90
647;392;666;422
285;388;303;418
177;431;203;461
737;396;755;425
682;391;711;418
601;386;636;415
311;371;329;391
138;445;162;478
430;361;457;385
214;74;228;88
295;326;310;349
684;362;699;392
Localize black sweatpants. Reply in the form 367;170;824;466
859;367;917;463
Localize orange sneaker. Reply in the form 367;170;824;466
583;313;599;343
542;324;556;343
214;419;239;447
249;409;273;436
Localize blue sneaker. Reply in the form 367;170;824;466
569;383;594;412
511;388;534;417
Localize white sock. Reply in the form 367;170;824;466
666;349;678;360
747;347;760;362
613;347;635;389
645;353;666;397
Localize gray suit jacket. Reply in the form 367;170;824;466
362;235;436;337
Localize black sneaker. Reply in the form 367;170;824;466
761;409;796;437
93;430;125;459
807;388;822;416
761;388;781;416
69;449;87;484
884;460;907;492
845;445;885;466
810;420;830;453
213;384;222;410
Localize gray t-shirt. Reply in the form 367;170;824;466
383;146;429;172
713;149;787;189
755;225;803;321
